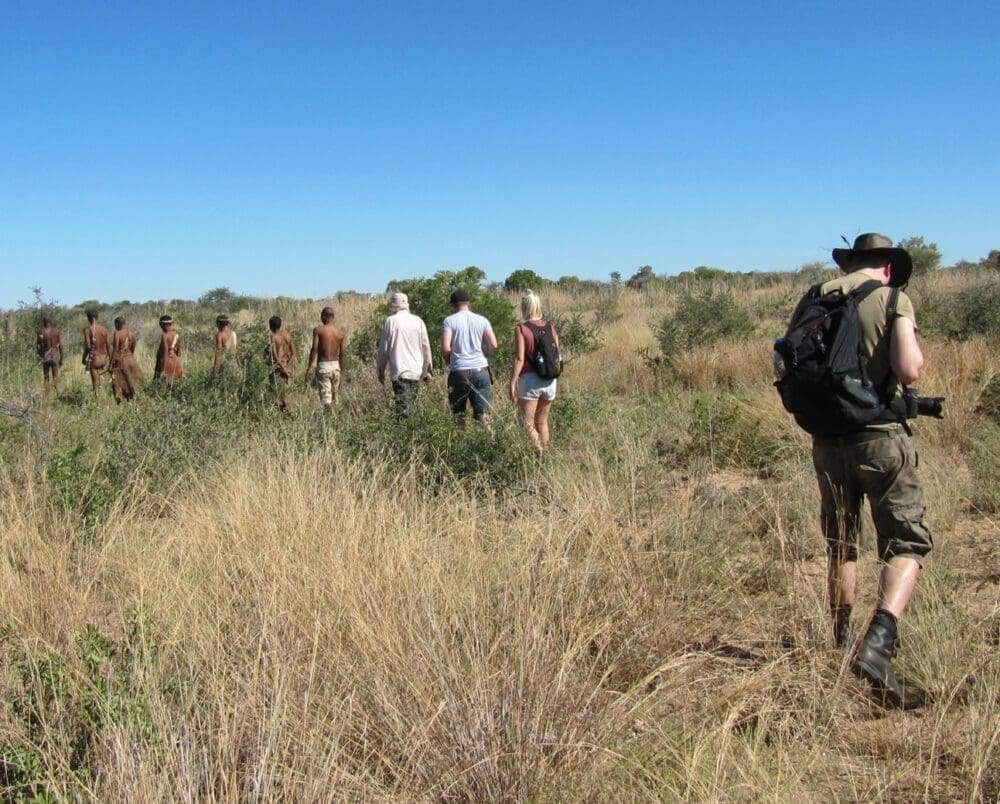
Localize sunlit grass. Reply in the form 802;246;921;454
0;272;997;799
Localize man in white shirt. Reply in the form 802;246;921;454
441;289;497;426
376;292;433;417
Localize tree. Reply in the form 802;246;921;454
504;269;545;293
897;236;941;277
610;271;622;285
626;265;656;290
199;287;235;307
691;266;728;281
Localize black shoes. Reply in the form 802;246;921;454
851;611;924;710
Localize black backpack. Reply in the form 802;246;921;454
524;322;562;379
775;280;905;436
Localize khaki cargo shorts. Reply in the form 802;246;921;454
812;428;933;565
316;360;341;405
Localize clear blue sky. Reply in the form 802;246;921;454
2;0;997;309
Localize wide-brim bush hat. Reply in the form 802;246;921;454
832;233;913;288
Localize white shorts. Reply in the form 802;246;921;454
516;372;557;402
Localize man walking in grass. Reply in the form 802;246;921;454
811;233;933;709
212;313;241;393
37;316;63;394
305;306;347;411
441;289;497;427
376;292;433;417
83;310;111;395
268;315;297;411
110;315;143;402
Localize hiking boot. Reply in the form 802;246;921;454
852;613;924;710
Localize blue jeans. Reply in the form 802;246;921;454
447;369;491;419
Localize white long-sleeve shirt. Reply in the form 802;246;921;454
376;310;433;382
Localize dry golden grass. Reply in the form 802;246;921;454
1;271;998;800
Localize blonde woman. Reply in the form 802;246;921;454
509;291;560;448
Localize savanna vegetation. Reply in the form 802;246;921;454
1;253;998;800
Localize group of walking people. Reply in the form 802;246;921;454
39;310;147;402
377;288;560;447
36;288;562;446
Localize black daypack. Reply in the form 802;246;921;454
775;280;905;436
524;322;562;379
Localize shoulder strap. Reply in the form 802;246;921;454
886;287;901;322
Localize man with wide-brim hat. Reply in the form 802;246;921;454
807;231;932;709
832;232;913;288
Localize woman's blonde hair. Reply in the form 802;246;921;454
520;290;542;322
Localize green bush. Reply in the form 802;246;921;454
46;443;118;536
918;280;1000;340
964;421;1000;513
685;391;800;476
979;374;1000;423
654;287;755;357
548;310;603;362
0;608;162;799
334;395;537;490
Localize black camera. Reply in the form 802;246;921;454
902;388;945;419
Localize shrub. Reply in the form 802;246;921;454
46;443;119;536
979;374;1000;423
547;310;603;362
334;395;537;490
920;280;1000;339
964;421;1000;513
0;608;162;799
654;287;755;359
685;391;799;476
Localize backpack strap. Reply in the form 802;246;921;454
885;287;901;322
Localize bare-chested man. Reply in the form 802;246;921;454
154;315;183;381
83;311;111;394
212;313;242;392
268;315;296;411
305;306;347;410
110;316;143;402
37;316;63;393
